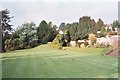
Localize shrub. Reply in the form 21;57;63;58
12;38;21;50
100;26;106;37
28;40;38;48
50;34;62;49
5;39;11;51
19;43;26;49
64;30;71;46
88;33;97;45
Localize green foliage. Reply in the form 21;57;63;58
88;33;97;45
16;22;37;41
112;20;119;30
0;9;13;52
28;40;38;48
4;38;23;51
59;22;65;30
0;9;13;31
106;27;111;32
50;34;62;49
100;26;106;37
37;20;48;43
51;30;71;48
61;16;99;40
64;30;71;46
78;16;93;39
4;23;39;51
37;20;58;44
96;18;104;31
15;22;38;49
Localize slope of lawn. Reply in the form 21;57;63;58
2;44;118;78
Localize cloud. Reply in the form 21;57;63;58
1;1;118;29
1;0;120;2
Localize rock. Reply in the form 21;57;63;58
80;43;85;48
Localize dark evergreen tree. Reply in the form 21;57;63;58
0;9;13;52
59;23;65;30
96;18;104;31
37;20;58;44
64;30;71;46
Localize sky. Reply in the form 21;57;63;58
0;0;119;29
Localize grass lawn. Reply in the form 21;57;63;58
1;44;118;78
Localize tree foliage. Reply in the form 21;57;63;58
96;18;104;31
51;30;71;49
100;26;106;37
0;9;13;31
16;22;37;42
64;30;71;46
112;20;119;31
0;9;13;52
37;20;58;44
60;16;99;40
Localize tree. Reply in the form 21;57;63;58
78;16;92;39
53;25;58;30
112;20;119;31
0;9;13;52
63;22;78;41
96;18;104;31
37;20;48;43
15;22;38;49
59;23;65;30
16;22;37;42
61;16;98;41
37;20;58;44
64;30;71;46
100;26;106;37
47;22;58;42
91;19;97;34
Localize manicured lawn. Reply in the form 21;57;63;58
2;44;118;78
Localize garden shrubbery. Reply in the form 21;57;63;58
50;34;63;49
50;30;71;49
88;33;97;46
4;38;39;52
28;40;38;48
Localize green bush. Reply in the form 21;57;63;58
28;40;38;48
88;33;97;45
50;34;62;49
19;42;26;49
5;39;11;51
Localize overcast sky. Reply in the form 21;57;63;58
1;0;119;29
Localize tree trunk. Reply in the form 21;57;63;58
0;25;2;53
2;33;5;53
